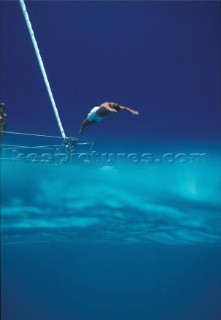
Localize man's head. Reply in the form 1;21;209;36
0;103;6;111
112;103;120;111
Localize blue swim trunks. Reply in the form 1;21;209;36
87;106;103;122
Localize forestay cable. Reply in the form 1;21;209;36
19;0;66;139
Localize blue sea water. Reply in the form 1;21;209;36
1;140;221;320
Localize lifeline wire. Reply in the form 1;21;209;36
4;131;94;144
19;0;66;139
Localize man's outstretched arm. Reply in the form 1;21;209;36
102;102;139;115
118;105;139;115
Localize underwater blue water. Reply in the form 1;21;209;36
1;140;221;320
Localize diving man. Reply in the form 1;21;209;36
79;102;139;135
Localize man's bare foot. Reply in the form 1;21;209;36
79;127;85;135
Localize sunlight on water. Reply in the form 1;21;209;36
1;150;221;245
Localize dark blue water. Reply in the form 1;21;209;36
2;243;221;320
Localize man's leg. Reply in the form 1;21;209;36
79;119;95;135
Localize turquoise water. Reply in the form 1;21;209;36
1;143;221;319
2;145;221;245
